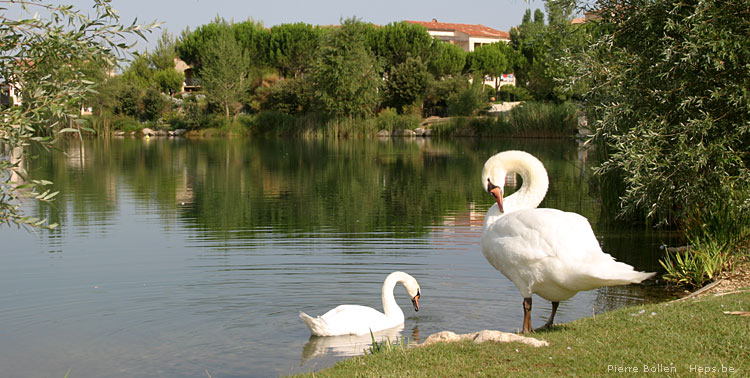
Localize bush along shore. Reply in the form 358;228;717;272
80;101;580;140
293;285;749;377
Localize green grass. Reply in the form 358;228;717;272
293;290;749;377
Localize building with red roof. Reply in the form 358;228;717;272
405;19;510;52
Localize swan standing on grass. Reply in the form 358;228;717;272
480;150;655;334
299;271;421;336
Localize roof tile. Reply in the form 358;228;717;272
405;20;510;39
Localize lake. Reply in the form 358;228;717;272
0;137;678;377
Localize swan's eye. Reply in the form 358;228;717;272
487;179;498;193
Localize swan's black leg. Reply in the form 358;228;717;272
522;297;533;334
536;301;559;331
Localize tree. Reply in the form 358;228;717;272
580;0;750;227
510;3;587;101
150;30;178;71
383;57;432;114
153;68;184;95
268;23;322;78
310;18;381;119
199;25;251;118
1;0;156;228
428;40;466;78
122;53;154;88
232;19;271;68
142;87;169;121
176;19;231;70
466;43;511;91
370;22;434;73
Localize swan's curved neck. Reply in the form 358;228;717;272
487;151;549;213
381;273;407;318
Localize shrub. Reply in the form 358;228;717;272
447;82;487;116
112;117;140;132
496;85;533;102
142;87;170;121
257;77;313;115
375;108;421;132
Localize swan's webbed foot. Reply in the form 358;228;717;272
534;301;559;332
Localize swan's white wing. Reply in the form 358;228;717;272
484;208;603;261
482;208;653;299
314;305;392;336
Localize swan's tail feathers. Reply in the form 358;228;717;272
593;261;656;285
569;261;656;291
626;270;657;283
299;311;328;336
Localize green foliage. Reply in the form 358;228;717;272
446;80;486;116
383;57;432;114
176;19;231;69
660;241;730;289
114;84;143;118
310;18;382;119
120;30;183;97
423;76;469;117
661;191;750;288
583;0;750;227
366;329;410;355
142;88;169;121
0;0;156;229
258;77;314;115
199;23;252;118
268;23;322;78
122;53;154;88
374;108;422;132
466;43;514;89
495;85;533;102
112;117;141;132
510;3;590;101
153;68;184;95
232;19;271;67
428;40;467;78
150;30;178;71
433;101;577;138
370;21;434;73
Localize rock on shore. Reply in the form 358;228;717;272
421;330;548;347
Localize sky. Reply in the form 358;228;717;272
21;0;552;52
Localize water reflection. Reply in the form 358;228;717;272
301;325;405;364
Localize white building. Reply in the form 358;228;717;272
405;19;515;87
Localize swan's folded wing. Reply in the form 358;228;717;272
492;208;604;261
318;305;391;336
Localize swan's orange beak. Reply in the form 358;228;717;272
487;179;504;213
411;290;420;312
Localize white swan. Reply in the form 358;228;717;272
299;271;421;337
480;150;655;333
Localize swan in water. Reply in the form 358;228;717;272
299;271;421;337
480;150;655;333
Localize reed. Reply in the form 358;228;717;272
660;190;750;288
366;330;410;355
431;102;578;138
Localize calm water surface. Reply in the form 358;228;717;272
1;137;678;377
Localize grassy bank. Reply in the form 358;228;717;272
294;290;749;377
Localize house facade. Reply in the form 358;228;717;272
405;19;515;87
404;19;510;52
174;58;199;93
0;83;21;107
